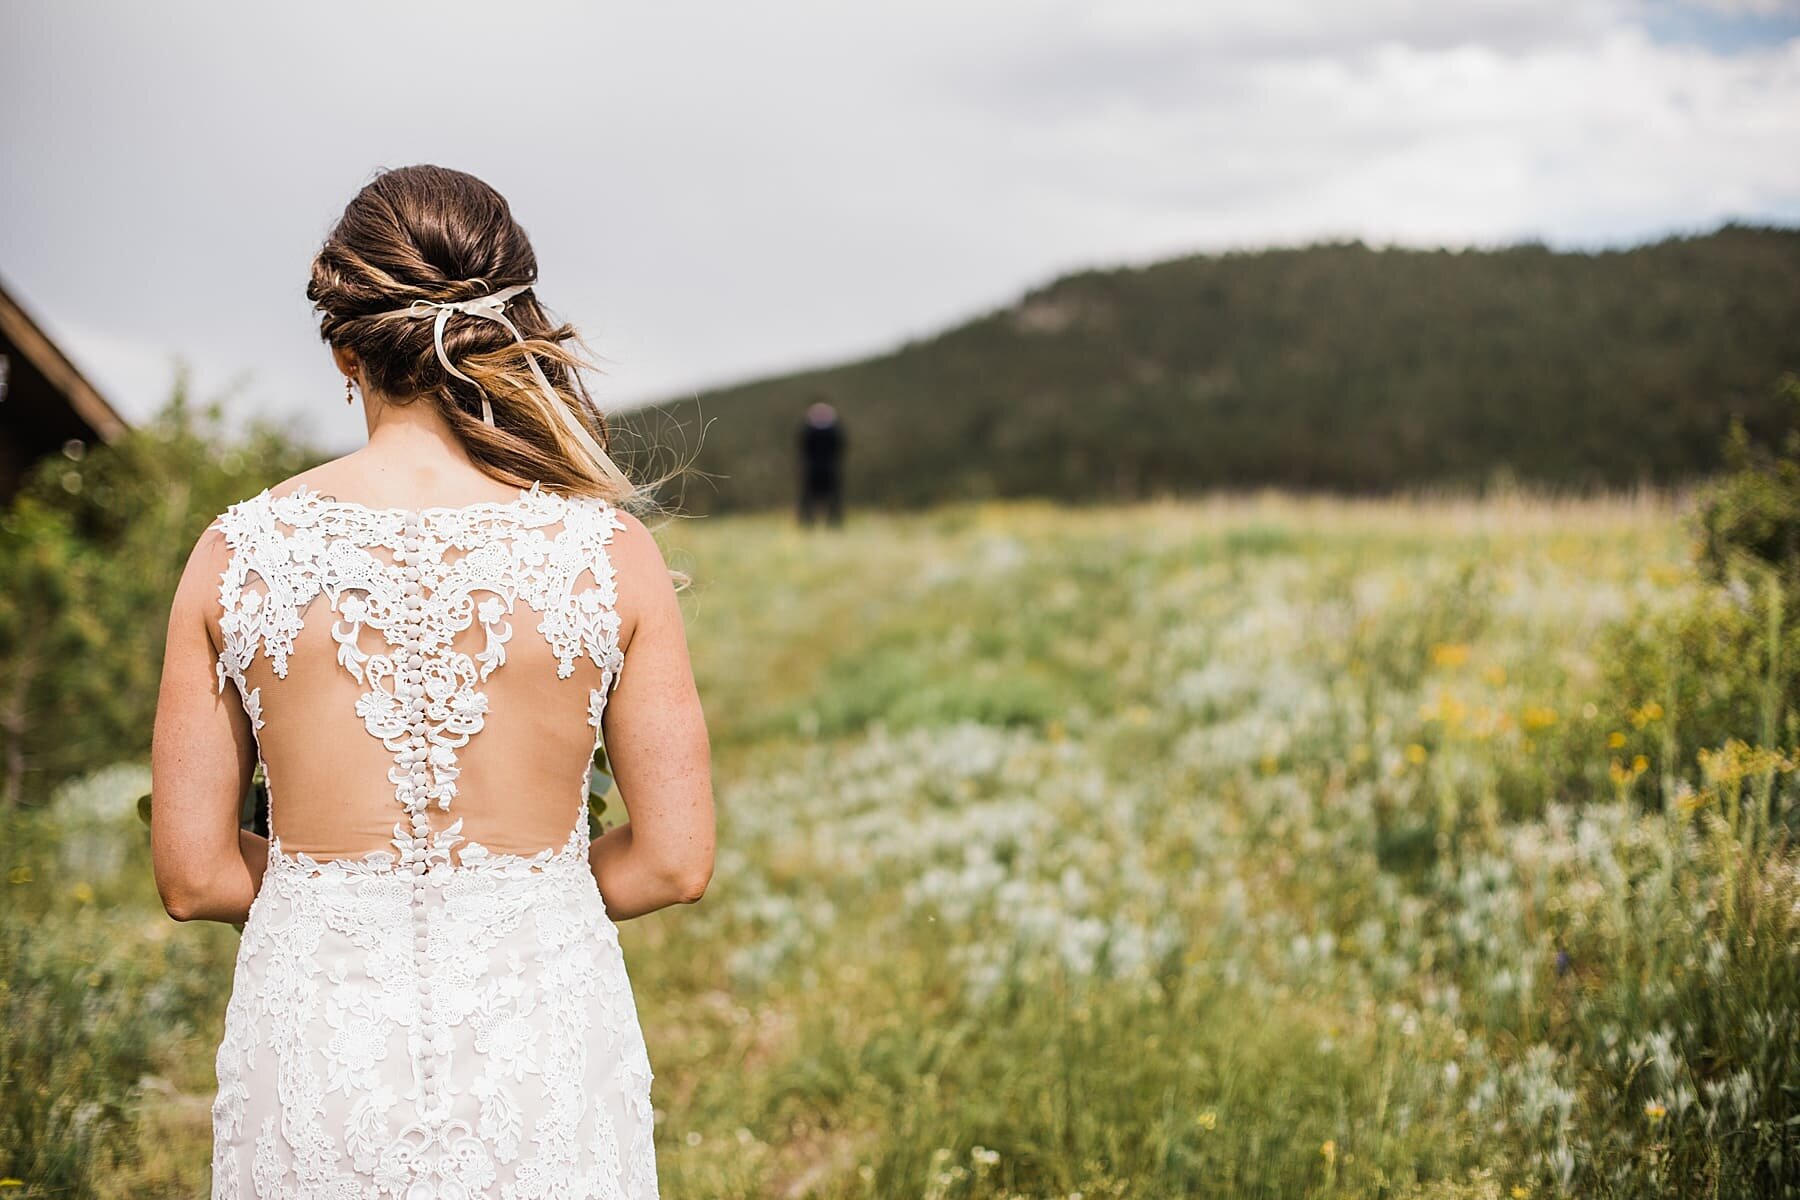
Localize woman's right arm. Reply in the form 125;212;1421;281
150;528;269;924
588;512;715;920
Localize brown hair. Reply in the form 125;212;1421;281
307;164;668;511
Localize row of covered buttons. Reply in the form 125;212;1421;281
397;517;452;1114
393;519;435;871
411;881;451;1113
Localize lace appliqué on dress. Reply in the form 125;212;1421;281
203;484;658;1199
212;482;626;869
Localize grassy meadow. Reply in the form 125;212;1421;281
5;489;1798;1198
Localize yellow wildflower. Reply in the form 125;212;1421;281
1698;740;1797;786
71;882;95;904
1678;786;1715;815
1320;1139;1337;1166
1609;757;1647;788
1606;731;1626;749
1644;1100;1666;1122
1521;706;1559;731
1195;1111;1217;1131
1430;643;1470;668
1405;743;1428;765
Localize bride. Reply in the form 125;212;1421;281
148;163;715;1198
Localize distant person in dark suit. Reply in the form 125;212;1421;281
798;400;846;526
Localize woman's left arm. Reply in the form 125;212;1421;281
150;526;267;924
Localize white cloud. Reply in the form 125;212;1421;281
1;0;1795;453
1682;0;1799;17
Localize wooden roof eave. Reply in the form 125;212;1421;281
0;276;128;443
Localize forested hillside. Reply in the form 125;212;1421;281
614;224;1800;513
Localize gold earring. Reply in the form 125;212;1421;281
345;375;355;405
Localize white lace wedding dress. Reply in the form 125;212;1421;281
204;481;659;1199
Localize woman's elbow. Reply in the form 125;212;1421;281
657;837;712;904
654;820;714;905
157;877;206;922
673;858;713;905
154;859;219;923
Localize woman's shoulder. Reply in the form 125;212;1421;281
259;462;352;505
252;453;376;506
595;503;663;578
208;461;353;524
591;503;685;644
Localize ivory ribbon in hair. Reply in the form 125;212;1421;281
379;284;609;470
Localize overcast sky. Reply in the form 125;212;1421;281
3;0;1798;452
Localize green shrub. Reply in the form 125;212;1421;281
1599;374;1800;811
1697;374;1800;592
0;374;317;809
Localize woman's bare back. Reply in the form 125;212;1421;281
207;453;636;865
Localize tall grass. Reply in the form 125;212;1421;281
2;490;1794;1197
